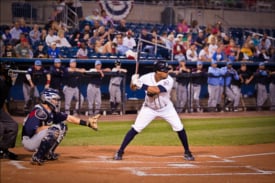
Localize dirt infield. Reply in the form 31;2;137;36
1;144;275;183
2;111;275;183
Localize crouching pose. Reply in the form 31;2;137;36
22;88;101;165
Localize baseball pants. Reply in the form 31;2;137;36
22;83;39;105
256;83;268;107
132;102;184;133
207;85;220;108
188;83;201;109
231;85;241;108
0;110;18;149
87;84;101;115
109;84;121;104
176;83;188;113
270;83;275;110
63;86;84;114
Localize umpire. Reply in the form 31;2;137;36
0;63;18;160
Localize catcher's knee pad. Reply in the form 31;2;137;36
49;123;68;143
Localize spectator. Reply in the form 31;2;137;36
23;60;50;112
70;0;83;20
50;0;66;22
101;10;114;27
56;30;71;48
177;19;189;34
2;43;16;58
186;43;198;62
70;31;81;47
240;42;253;61
29;24;41;46
269;47;275;62
33;42;48;58
194;30;206;53
1;27;12;45
81;24;93;44
163;32;174;51
48;42;61;58
10;21;22;45
14;38;31;58
116;19;128;33
207;28;218;45
260;32;272;50
258;47;270;61
208;36;218;58
76;41;88;59
18;18;29;35
40;28;48;44
189;20;199;34
173;38;186;61
45;28;59;47
251;33;260;48
123;30;136;50
198;44;211;62
212;46;226;62
85;8;102;26
0;38;4;57
94;38;113;55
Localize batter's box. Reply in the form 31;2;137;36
122;164;274;177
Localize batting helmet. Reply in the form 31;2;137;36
154;61;169;73
40;88;61;112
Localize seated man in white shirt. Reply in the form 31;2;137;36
186;43;198;62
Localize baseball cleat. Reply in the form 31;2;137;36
45;152;59;161
31;155;44;165
113;152;123;160
184;152;195;161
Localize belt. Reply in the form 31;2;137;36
144;103;167;110
91;84;100;88
112;83;120;87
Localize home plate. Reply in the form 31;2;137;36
168;163;197;168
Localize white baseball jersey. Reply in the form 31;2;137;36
139;72;173;110
132;72;184;133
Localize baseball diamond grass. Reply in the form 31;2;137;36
16;116;275;147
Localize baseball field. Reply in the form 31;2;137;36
1;111;275;183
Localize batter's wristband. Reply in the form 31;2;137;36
79;120;87;126
141;84;148;90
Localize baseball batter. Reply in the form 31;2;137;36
22;88;100;165
114;61;194;161
109;60;127;114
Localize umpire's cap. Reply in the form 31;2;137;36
154;61;169;73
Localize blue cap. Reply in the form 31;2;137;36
95;60;102;65
259;62;265;66
211;59;217;64
197;61;203;65
54;58;61;63
35;60;42;66
227;61;233;65
70;59;76;63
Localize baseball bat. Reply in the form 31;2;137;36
135;34;141;74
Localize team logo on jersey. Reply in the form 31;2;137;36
99;0;133;21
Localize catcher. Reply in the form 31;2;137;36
21;88;101;165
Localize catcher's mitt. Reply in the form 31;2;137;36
88;114;101;131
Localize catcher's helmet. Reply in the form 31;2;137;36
154;61;169;73
40;88;61;112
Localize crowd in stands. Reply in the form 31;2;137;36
1;4;275;114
